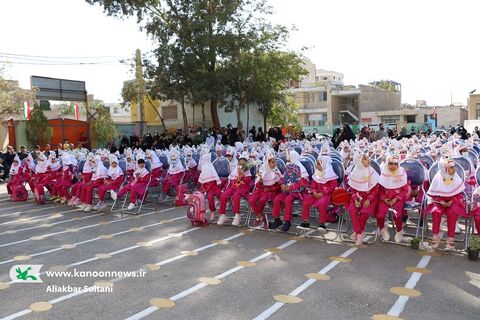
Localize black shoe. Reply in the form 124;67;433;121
269;219;283;229
402;215;408;224
318;223;327;230
281;221;291;232
300;221;310;228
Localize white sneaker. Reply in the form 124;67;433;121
217;214;227;225
232;214;241;226
350;232;357;240
380;226;390;241
394;230;404;243
78;204;86;210
83;205;92;212
355;233;364;246
110;191;117;201
127;203;136;210
98;203;108;210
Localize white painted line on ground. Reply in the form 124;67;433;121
252;238;370;320
0;209;182;268
387;255;432;317
0;211;109;236
0;209;79;227
3;215;193;284
0;205;57;219
124;231;316;320
0;230;244;320
0;207;177;248
0;202;38;210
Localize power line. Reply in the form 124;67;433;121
0;52;124;59
0;60;125;66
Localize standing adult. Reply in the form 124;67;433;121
375;123;388;140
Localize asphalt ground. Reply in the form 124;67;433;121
0;185;478;320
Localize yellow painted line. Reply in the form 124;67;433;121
149;298;175;308
390;287;422;297
29;301;53;312
273;295;302;304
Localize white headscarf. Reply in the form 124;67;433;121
257;152;281;186
146;149;161;170
83;155;95;174
93;156;108;180
313;156;338;184
47;154;61;172
288;150;308;179
35;155;47;174
378;154;408;189
428;158;465;197
168;149;186;175
348;153;379;192
107;156;124;180
198;153;220;185
9;156;21;175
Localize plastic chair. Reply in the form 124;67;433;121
212;157;231;179
418;155;434;170
300;157;315;180
275;158;286;174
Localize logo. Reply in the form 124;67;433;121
10;265;43;283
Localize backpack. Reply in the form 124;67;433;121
283;164;304;193
175;184;189;206
185;192;208;226
11;184;28;202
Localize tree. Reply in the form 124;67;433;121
121;79;167;132
247;51;306;131
26;106;53;148
86;0;288;129
90;104;117;148
369;80;400;93
0;67;35;115
268;94;301;128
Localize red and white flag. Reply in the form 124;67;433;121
74;103;80;120
23;101;31;120
431;107;436;119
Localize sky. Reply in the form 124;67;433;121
0;0;479;105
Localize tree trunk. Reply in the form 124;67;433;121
146;97;167;133
207;1;220;129
263;104;268;135
201;101;206;130
236;106;243;131
181;96;188;133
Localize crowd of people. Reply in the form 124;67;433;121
1;122;480;249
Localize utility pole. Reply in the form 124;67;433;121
135;49;145;136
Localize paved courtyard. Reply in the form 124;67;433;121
0;186;478;320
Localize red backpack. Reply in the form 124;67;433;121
11;184;28;202
184;192;208;226
175;184;189;206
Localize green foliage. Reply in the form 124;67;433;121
26;106;53;147
0;67;35;115
369;80;400;93
86;0;303;129
268;94;300;127
90;105;117;148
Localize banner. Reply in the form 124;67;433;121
74;103;80;120
23;101;31;120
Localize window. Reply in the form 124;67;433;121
406;115;416;123
322;77;328;80
477;103;480;119
319;92;327;101
381;115;400;123
162;105;178;120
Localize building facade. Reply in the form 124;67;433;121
468;92;480;120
